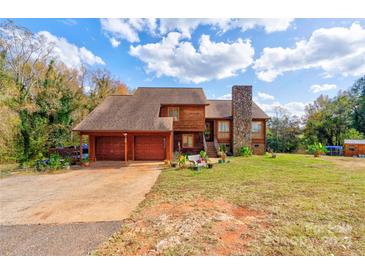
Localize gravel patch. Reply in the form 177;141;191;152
0;221;121;255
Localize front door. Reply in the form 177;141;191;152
205;121;214;142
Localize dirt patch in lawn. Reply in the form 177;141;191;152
323;156;365;170
94;198;267;256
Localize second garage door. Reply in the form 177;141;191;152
135;136;165;160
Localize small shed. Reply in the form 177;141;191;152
343;139;365;157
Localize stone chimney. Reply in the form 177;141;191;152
232;85;252;156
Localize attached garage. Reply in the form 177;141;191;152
87;133;172;162
135;135;166;160
95;136;125;161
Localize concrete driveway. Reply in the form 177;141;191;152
0;162;162;255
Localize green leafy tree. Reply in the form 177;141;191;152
0;21;130;164
0;51;21;162
267;107;302;153
304;92;355;146
350;76;365;134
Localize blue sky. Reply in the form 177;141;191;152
3;18;365;116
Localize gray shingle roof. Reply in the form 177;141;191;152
206;100;270;119
134;87;208;105
73;87;207;132
73;88;269;132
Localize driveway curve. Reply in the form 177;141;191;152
0;162;162;255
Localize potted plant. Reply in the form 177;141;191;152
199;150;207;162
207;160;214;169
218;151;226;163
81;158;90;167
307;143;328;157
192;162;202;171
177;153;187;168
218;145;226;163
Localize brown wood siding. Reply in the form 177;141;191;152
160;105;205;132
252;119;266;140
135;136;165;160
95;136;125;161
213;119;233;143
252;119;267;155
344;143;365;157
173;132;204;154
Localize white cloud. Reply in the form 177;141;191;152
159;18;293;38
109;37;121;48
60;19;77;26
100;18;157;45
257;101;307;117
254;23;365;82
159;19;223;38
37;31;105;69
228;18;293;33
257;92;275;101
218;93;232;100
217;91;304;116
129;32;254;84
310;84;337;93
101;18;292;46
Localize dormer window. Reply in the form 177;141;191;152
168;107;179;121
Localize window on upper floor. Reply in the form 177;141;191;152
252;121;263;139
168;107;179;121
217;120;230;139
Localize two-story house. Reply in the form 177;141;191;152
73;85;269;162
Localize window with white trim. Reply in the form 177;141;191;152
252;121;263;138
217;121;230;139
168;107;179;121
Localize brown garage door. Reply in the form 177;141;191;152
135;136;165;160
95;136;124;160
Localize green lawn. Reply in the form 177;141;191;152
95;154;365;256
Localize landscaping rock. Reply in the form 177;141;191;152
156;236;181;251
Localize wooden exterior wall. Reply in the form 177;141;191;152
251;119;267;155
205;118;267;155
160;105;205;132
173;132;204;154
210;118;233;153
344;143;365;157
212;119;233;144
81;131;173;161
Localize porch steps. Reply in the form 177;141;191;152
206;141;218;158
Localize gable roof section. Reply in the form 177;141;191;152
206;100;270;119
134;87;208;105
73;87;208;132
73;95;173;132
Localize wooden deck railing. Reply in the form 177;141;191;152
203;134;207;152
214;137;220;154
